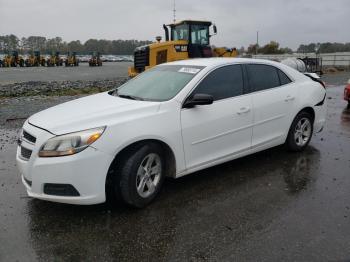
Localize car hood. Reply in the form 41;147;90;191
28;92;160;135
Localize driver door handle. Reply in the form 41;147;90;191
237;107;250;115
285;95;295;102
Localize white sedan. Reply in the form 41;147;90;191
16;58;327;208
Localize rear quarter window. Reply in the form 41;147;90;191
278;69;292;85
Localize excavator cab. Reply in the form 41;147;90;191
128;19;236;77
167;20;215;58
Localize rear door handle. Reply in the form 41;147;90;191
285;95;295;102
237;107;250;115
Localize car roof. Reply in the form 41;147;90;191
162;57;307;81
165;57;281;67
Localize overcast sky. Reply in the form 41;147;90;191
0;0;349;50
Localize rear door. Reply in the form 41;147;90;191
245;64;297;148
181;65;253;170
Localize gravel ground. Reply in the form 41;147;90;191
0;72;349;261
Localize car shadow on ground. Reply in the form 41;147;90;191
27;144;320;216
25;144;321;260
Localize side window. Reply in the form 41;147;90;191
246;64;280;92
278;69;292;85
192;65;244;101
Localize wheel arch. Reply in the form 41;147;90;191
296;106;315;123
105;139;177;196
286;106;316;142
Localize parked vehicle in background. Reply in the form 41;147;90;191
345;80;350;108
65;52;79;66
77;55;90;63
16;58;327;208
89;52;102;66
2;51;25;67
25;51;46;67
46;52;63;67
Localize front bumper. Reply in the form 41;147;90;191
16;122;114;205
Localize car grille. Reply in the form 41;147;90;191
23;130;36;143
134;46;149;73
21;146;32;160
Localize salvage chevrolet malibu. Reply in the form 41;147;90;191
16;58;327;207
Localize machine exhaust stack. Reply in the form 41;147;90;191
163;24;169;41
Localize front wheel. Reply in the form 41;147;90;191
117;143;165;208
285;111;313;152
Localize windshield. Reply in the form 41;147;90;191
172;24;189;41
115;65;204;101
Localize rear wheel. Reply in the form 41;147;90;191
115;143;165;208
285;111;313;152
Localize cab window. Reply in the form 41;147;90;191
191;25;209;45
172;24;189;41
191;65;244;101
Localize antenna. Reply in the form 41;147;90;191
173;0;176;23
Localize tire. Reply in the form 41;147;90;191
285;111;313;152
116;143;165;208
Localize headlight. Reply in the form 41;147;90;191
38;126;105;157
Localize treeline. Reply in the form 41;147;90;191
245;41;350;54
297;42;350;53
2;34;350;55
245;41;293;55
0;35;152;55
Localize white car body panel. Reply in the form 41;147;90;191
251;82;298;148
16;58;327;205
181;95;253;170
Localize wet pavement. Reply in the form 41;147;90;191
0;62;131;84
0;74;350;261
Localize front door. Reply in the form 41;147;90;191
181;65;253;170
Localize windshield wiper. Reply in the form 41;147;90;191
114;90;143;100
118;94;137;100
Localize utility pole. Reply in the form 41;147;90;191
256;31;259;55
173;0;176;23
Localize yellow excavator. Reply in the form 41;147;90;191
89;52;102;66
128;20;238;77
25;51;46;67
2;51;25;67
46;51;63;67
65;52;79;66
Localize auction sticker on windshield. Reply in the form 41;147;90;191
178;67;201;74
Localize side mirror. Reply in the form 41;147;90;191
183;93;214;108
213;25;217;34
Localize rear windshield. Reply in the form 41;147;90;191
114;65;204;101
